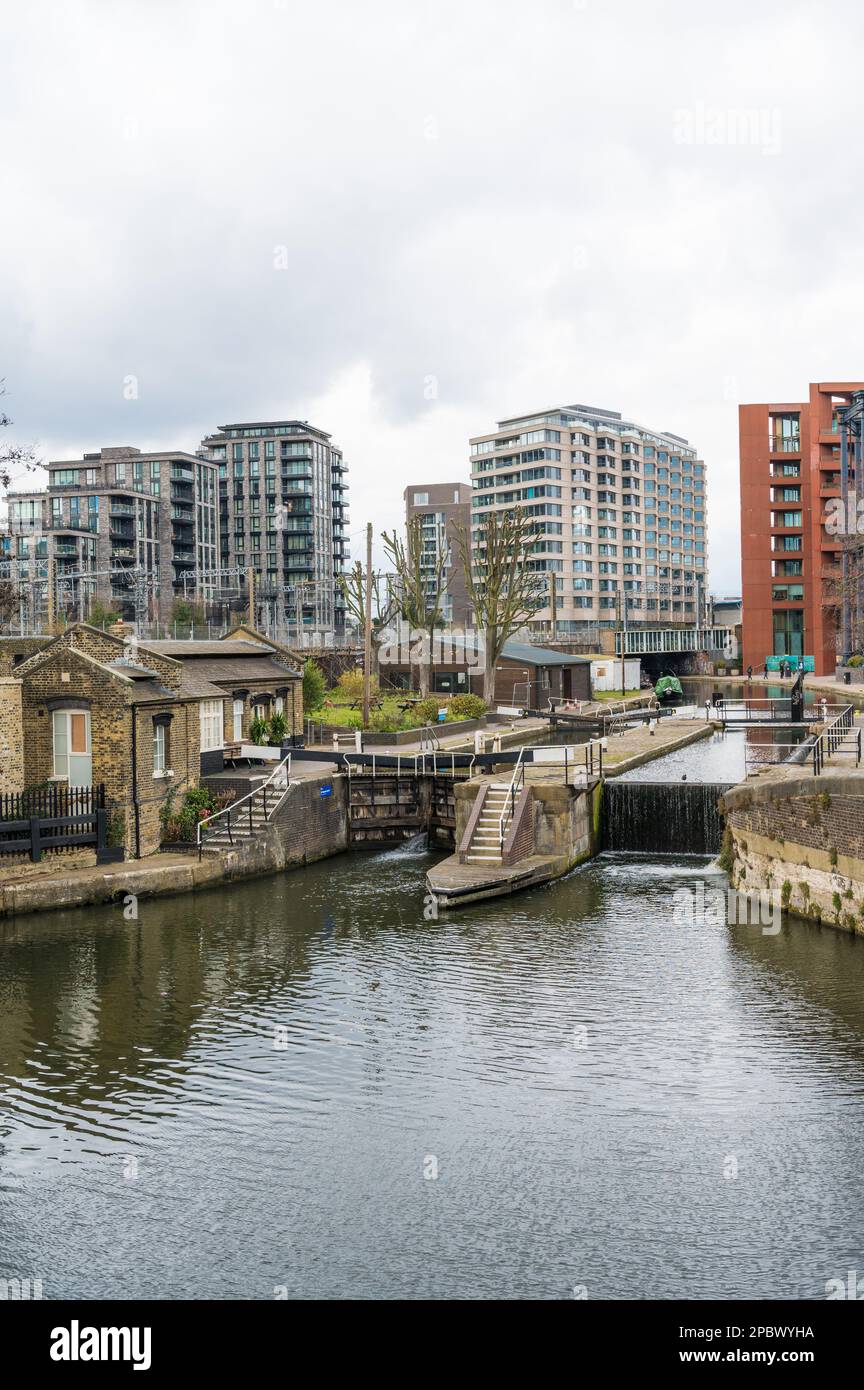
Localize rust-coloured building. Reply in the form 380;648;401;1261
739;382;864;676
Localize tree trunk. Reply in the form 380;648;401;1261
483;643;496;706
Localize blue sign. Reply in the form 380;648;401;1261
320;784;333;798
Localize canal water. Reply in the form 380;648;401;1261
3;842;864;1300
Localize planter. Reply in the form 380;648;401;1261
96;846;125;865
836;665;864;684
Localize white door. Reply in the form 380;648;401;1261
232;699;244;741
53;709;92;787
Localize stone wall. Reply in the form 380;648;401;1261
723;774;864;934
0;678;24;794
454;777;598;868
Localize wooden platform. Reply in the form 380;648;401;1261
426;852;570;908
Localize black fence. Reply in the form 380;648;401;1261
0;784;107;861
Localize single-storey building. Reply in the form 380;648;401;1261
381;634;591;707
586;655;642;694
10;624;302;859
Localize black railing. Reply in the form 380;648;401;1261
0;784;107;861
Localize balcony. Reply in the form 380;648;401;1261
770;436;801;454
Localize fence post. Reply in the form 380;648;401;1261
96;808;107;850
29;817;41;862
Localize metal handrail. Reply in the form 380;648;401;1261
197;753;291;858
419;724;441;753
499;747;526;851
812;704;856;775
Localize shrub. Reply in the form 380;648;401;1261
250;716;270;745
447;694;486;720
414;696;444;724
336;667;372;704
369;709;402;733
269;711;288;744
86;600;121;629
159;785;235;843
849;655;863;668
302;659;326;713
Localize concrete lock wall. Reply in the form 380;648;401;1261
724;775;864;935
454;778;598;868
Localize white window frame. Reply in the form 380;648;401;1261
199;699;223;752
52;708;91;780
232;698;244;741
153;722;166;775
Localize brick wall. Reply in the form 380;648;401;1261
0;638;51;676
272;773;348;864
0;679;24;794
133;699;202;857
724;776;864;933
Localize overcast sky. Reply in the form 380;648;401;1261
2;0;863;593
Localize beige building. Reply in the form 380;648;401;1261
469;403;708;640
403;482;472;627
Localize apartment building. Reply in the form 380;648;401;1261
469;403;707;638
6;446;218;626
198;420;349;638
739;381;864;676
403;482;472;627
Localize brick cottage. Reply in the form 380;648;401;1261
4;624;301;859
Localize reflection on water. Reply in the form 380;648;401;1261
2;849;864;1299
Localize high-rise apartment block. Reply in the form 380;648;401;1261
403;482;472;627
469;403;707;637
7;446;218;625
739;381;864;676
199;420;349;637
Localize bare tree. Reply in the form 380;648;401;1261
381;516;450;698
336;559;398;680
0;381;38;493
456;508;547;705
0;382;40;634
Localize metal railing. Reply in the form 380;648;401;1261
342;752;476;779
418;724;442;753
813;704;857;775
743;706;860;776
499;747;526;851
197;754;291;858
708;697;848;726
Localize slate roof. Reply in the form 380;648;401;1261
142;640;270;658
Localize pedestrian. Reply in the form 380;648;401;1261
763;661;768;679
746;664;752;682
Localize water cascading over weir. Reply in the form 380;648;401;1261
602;781;732;855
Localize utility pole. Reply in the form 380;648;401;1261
617;588;627;695
46;553;55;633
247;565;255;629
362;522;373;728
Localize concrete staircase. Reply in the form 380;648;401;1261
463;783;513;865
199;763;290;856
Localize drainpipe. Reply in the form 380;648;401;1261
130;701;141;861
